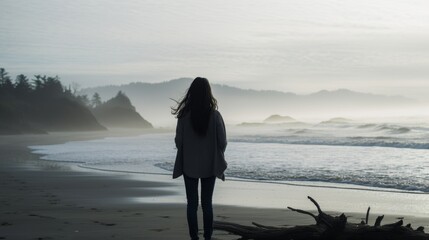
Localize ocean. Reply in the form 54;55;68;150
29;120;429;194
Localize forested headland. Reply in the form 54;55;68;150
0;68;152;134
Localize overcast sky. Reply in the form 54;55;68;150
1;0;429;99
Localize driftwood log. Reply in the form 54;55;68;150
214;196;429;240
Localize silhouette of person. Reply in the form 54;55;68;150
172;77;227;240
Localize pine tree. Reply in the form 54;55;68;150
91;92;102;108
32;75;43;92
15;74;32;97
0;68;14;95
0;68;9;84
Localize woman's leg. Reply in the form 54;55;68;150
201;176;216;240
184;175;199;240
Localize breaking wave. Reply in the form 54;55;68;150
230;135;429;149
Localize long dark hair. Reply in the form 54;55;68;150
171;77;218;135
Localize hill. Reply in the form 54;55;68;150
92;91;153;129
80;78;416;126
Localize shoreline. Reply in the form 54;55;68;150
26;132;429;217
1;130;429;239
28;155;429;196
28;131;429;196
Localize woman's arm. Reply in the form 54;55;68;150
175;118;183;149
216;111;227;152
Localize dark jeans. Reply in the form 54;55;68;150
183;175;216;240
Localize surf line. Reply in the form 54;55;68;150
78;164;428;195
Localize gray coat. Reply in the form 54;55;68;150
173;110;227;180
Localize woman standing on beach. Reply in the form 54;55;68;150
172;77;227;240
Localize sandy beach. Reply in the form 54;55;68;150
1;130;429;240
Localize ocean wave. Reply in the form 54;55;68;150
293;129;309;134
374;124;411;134
390;127;411;134
154;162;429;193
230;136;429;149
357;123;377;128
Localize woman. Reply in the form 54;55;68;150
172;77;227;240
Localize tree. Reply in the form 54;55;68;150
0;68;14;95
45;76;63;95
15;74;32;97
0;68;9;84
91;92;102;108
32;75;43;92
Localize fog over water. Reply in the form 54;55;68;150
2;0;429;100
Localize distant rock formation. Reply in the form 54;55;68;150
236;115;305;127
264;114;296;123
320;117;352;124
237;122;266;127
92;91;153;129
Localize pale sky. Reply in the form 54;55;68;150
1;0;429;99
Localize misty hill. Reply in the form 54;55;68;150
80;78;416;126
92;91;153;129
0;69;105;134
264;115;296;123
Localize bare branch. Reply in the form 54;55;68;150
375;215;384;227
287;207;317;222
365;207;370;224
